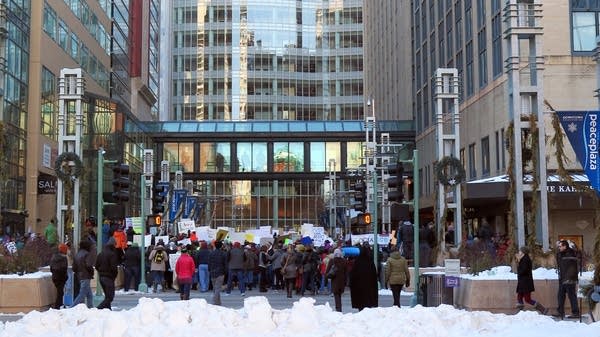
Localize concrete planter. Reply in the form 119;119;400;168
0;273;56;314
454;278;569;314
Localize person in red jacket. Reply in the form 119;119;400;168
175;245;196;300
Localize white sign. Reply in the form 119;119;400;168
133;234;153;248
312;227;326;246
178;219;195;234
445;259;461;276
178;238;191;246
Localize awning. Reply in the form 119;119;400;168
464;173;590;203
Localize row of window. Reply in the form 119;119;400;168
173;54;363;73
59;0;111;54
173;30;363;49
162;141;364;174
172;103;365;121
172;79;363;97
43;3;110;91
173;5;362;26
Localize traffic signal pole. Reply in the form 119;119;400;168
95;148;116;305
408;149;420;307
139;168;148;292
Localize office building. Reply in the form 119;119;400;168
364;0;598;250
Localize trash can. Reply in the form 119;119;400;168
418;272;453;307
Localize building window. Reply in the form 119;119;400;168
491;9;502;77
481;136;490;176
495;130;500;172
571;1;600;53
41;67;56;139
43;4;57;40
572;12;597;52
237;142;267;172
468;143;477;179
500;127;506;170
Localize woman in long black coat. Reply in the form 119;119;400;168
349;245;378;311
516;246;547;314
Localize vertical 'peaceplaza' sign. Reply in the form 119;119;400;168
557;111;600;195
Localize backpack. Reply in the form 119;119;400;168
153;250;165;263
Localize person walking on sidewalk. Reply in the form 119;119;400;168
385;247;410;308
49;243;69;309
515;246;547;314
95;238;120;310
175;245;196;300
71;240;95;308
326;248;347;312
553;240;580;319
208;241;228;305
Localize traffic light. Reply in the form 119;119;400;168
352;179;367;212
387;162;404;202
112;163;130;203
357;212;372;226
152;182;168;214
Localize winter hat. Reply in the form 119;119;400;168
333;248;343;258
233;242;241;248
58;243;69;254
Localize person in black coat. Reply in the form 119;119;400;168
554;240;580;318
95;238;120;310
349;245;378;311
123;242;141;292
208;241;228;305
515;246;547;314
326;248;347;312
49;243;69;309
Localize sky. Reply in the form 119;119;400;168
0;266;599;337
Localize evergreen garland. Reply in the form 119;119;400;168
505;123;518;260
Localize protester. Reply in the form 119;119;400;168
175;245;196;300
270;242;285;290
553;240;580;319
226;242;247;296
95;237;120;310
257;245;270;292
350;245;378;311
149;240;167;293
326;248;347;312
195;241;211;292
123;241;141;292
385;247;410;307
515;246;547;314
71;240;95;308
208;241;228;305
281;245;298;298
49;243;69;309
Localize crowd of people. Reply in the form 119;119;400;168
6;216;583;318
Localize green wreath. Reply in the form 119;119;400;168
435;156;466;186
54;152;83;182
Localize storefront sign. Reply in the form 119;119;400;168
557;111;600;195
37;173;57;194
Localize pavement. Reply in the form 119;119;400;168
0;287;411;323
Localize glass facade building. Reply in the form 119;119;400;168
1;0;30;214
155;0;375;232
167;0;364;121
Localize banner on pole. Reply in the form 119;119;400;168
556;111;600;194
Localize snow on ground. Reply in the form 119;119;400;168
0;296;598;337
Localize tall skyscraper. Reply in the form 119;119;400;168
161;0;365;121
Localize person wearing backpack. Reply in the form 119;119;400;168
149;240;167;293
